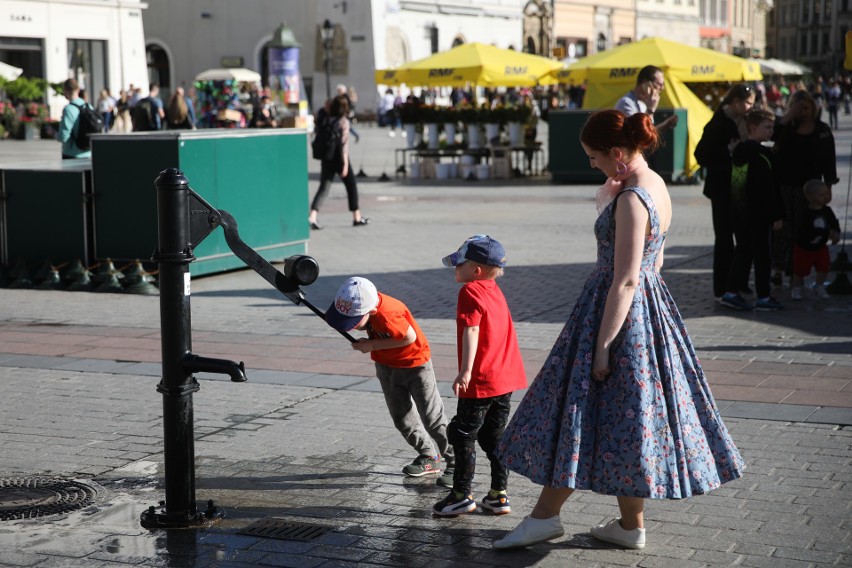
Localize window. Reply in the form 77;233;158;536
0;37;44;80
596;33;607;53
68;39;107;99
145;44;170;96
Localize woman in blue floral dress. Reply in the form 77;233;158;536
494;110;744;551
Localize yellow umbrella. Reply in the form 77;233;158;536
375;42;563;87
542;37;761;174
542;37;761;85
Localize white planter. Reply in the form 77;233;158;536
425;122;440;149
444;123;457;146
409;161;421;179
466;124;482;149
508;122;524;147
484;122;500;144
404;123;418;148
435;163;451;179
24;122;41;141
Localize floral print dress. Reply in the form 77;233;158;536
498;187;744;499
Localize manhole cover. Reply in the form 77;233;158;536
239;519;331;541
0;477;100;521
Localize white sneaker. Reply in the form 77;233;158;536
791;287;803;301
816;286;830;299
590;518;646;549
493;515;564;549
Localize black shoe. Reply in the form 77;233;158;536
310;221;322;230
719;293;753;311
353;218;371;227
433;491;476;516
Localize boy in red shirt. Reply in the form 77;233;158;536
433;235;528;516
326;277;454;486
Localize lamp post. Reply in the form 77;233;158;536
321;19;334;101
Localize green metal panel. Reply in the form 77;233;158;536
91;137;179;261
652;108;689;183
548;110;600;184
91;130;309;276
548;108;689;184
1;165;92;267
180;133;310;275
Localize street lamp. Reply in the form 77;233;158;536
321;19;334;101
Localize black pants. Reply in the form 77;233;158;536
310;159;359;212
711;195;735;298
447;393;512;495
726;211;772;298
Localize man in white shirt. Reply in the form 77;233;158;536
614;65;678;132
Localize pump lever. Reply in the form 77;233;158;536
212;209;357;343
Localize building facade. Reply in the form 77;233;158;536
141;0;525;114
766;0;851;76
0;0;149;120
636;0;701;47
553;0;635;60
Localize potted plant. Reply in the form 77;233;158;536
442;106;459;146
3;76;51;140
21;101;48;140
419;105;441;149
480;104;500;145
504;104;532;146
0;101;17;140
398;101;421;148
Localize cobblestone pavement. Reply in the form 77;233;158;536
0;115;850;567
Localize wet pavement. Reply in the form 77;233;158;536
0;117;851;567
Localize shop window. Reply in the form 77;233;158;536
67;39;107;100
0;37;44;79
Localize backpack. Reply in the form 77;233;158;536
72;102;104;151
132;97;157;131
311;117;341;161
730;153;771;211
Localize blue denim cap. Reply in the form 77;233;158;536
442;235;507;268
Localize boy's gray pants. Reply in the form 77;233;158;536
375;360;454;465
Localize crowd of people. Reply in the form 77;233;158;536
695;77;841;311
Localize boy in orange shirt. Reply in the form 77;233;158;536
433;235;527;517
326;277;454;486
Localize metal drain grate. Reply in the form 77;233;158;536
0;477;100;521
239;519;332;541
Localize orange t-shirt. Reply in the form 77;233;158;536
366;293;431;368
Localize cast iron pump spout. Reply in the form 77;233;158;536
183;353;246;382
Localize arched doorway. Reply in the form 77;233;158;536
145;43;171;99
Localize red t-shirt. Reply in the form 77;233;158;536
456;279;527;398
366;293;431;368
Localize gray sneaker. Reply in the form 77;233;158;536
402;454;441;477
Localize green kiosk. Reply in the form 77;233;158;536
91;129;309;276
548;109;689;184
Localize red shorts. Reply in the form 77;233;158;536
793;245;830;276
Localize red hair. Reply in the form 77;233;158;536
580;110;660;155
